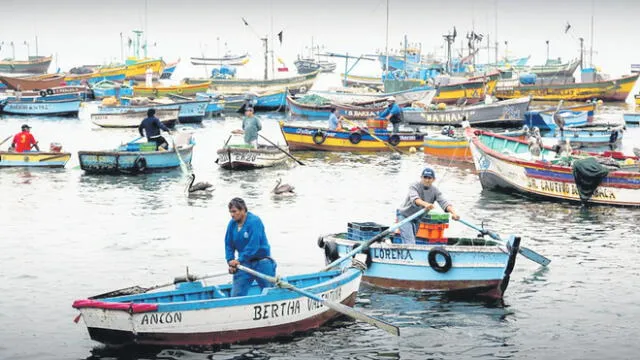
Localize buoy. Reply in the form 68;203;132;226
624;158;635;165
597;99;604;105
437;103;447;110
409;147;417;153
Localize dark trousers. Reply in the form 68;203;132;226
149;136;168;150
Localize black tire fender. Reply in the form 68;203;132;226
388;134;400;146
323;240;340;263
39;90;47;97
428;247;452;273
46;88;54;95
351;243;372;268
349;132;362;144
317;236;325;248
134;156;147;173
312;130;326;145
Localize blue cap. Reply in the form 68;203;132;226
422;167;435;178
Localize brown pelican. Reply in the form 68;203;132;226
185;173;214;194
273;178;295;195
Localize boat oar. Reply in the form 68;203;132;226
0;135;12;148
340;117;406;154
456;218;551;266
236;264;400;336
169;134;190;175
89;271;229;299
258;133;305;166
39;153;68;162
321;208;427;272
128;136;143;144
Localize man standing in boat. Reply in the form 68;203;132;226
397;167;460;244
328;107;342;130
236;107;262;148
10;124;39;152
225;197;277;297
138;108;171;151
378;96;402;133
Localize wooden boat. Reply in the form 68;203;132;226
623;113;640;125
635;94;640;106
287;95;391;119
524;103;595;130
466;128;640;206
91;80;134;99
403;96;531;127
200;70;319;94
0;55;52;74
541;125;625;148
0;74;65;91
494;74;639;101
280;123;425;152
309;88;434;106
78;132;194;174
423;128;527;163
0;150;71;167
528;58;581;78
294;59;321;74
64;66;127;85
432;73;500;105
95;98;209;123
1;85;89;102
538;110;590;129
0;99;81;116
91;108;179;128
190;53;250;66
193;93;226;115
318;217;521;299
160;60;180;79
133;81;211;97
341;73;383;89
318;61;336;73
72;266;362;346
100;58;165;81
216;139;290;170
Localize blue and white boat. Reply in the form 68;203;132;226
194;93;226;115
524;103;595;130
71;265;363;346
99;99;208;123
538;110;590;129
318;216;521;299
78;132;195;174
623;112;640;125
254;89;287;110
160;60;179;79
91;80;134;99
0;98;81;116
542;124;625;148
1;86;88;102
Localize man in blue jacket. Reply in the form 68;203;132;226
225;197;277;297
378;96;402;133
138;108;171;150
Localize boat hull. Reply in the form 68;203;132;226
205;71;319;94
78;146;193;174
623;113;640;125
404;97;530;127
467;128;640;206
133;82;211;97
0;151;71;167
423;136;472;162
0;99;81;116
0;56;52;74
433;76;498;105
96;100;208;123
73;268;362;346
0;74;65;91
216;146;290;170
320;235;520;299
91;108;179;128
281;125;425;152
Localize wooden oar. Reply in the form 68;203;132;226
0;135;12;148
128;136;143;144
169;134;190;175
321;208;427;272
456;218;551;266
236;264;400;336
258;133;305;166
89;271;229;299
340;117;406;154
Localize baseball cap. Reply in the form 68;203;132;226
21;124;31;129
422;167;436;178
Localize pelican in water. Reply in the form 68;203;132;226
185;173;214;195
273;178;295;195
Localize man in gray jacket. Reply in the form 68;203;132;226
397;167;460;244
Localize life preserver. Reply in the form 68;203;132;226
39;90;47;97
312;130;326;145
323;240;340;263
427;247;452;273
388;134;400;146
349;132;362;144
176;88;184;95
134;156;147;173
46;89;54;95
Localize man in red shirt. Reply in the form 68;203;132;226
11;124;40;152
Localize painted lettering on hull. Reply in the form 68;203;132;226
526;178;617;200
253;299;301;321
140;312;183;325
372;248;414;261
306;288;342;311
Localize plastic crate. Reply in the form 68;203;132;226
347;222;389;240
126;143;140;151
366;119;388;129
421;212;450;225
139;142;157;152
416;223;449;240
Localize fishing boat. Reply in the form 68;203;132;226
403;96;531;127
318;215;521;299
423;127;527;162
287;95;391;119
0;74;65;91
0;98;81;116
190;53;250;66
78;132;194;174
466;128;640;206
635;94;640;106
0;148;71;168
538;110;590;129
341;73;383;89
124;58;165;80
541;125;625;148
1;85;89;102
193;93;225;115
318;61;336;73
198;71;319;94
524;102;595;130
91;80;134;99
623;113;640;125
432;72;500;105
71;265;362;346
494;74;639;101
280;123;425;152
309;87;434;106
216;136;290;170
91;108;179;128
160;59;180;79
64;66;127;85
0;55;52;74
95;98;209;123
528;58;581;78
294;59;321;74
133;81;211;98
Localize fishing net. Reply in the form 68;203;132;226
296;94;331;105
572;157;610;202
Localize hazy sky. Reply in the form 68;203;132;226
0;0;638;79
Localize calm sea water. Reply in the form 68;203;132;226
1;97;639;360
